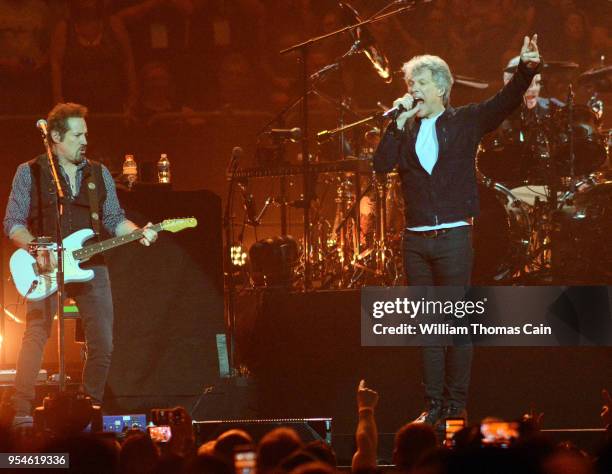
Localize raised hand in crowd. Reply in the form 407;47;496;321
352;379;379;473
602;389;611;436
167;406;195;458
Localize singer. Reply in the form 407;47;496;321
373;36;541;427
3;102;158;419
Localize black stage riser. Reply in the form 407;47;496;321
238;289;612;438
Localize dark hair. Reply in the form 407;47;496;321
393;422;437;471
257;427;303;473
213;429;253;465
304;440;337;467
69;0;106;20
47;103;88;141
119;432;159;474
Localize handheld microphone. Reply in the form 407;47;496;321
231;146;244;160
382;98;422;119
36;119;48;136
382;103;407;119
227;146;243;177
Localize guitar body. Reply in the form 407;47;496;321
10;228;96;302
10;218;196;302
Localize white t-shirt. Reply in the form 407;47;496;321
408;111;470;231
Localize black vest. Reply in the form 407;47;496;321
28;155;107;240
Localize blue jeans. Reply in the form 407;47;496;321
13;266;114;415
403;226;474;408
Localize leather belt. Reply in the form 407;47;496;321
404;227;455;238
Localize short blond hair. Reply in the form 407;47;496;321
402;55;454;106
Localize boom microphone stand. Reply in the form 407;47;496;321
279;0;415;289
37;121;68;392
223;147;242;375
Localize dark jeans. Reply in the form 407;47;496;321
13;266;114;415
403;226;474;408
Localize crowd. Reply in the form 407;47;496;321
0;382;610;473
0;0;609;118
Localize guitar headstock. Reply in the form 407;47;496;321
161;217;198;233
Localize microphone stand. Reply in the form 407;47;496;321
223;152;241;375
279;0;414;289
567;84;576;186
40;128;68;392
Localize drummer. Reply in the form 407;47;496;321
500;56;564;206
502;55;564;116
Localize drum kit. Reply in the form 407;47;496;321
475;61;612;285
235;2;612;289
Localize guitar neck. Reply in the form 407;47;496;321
73;223;163;261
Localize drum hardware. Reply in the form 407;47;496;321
332;176;358;267
360;127;381;160
587;93;603;121
277;0;412;287
549;175;612;284
578;64;612;94
248;236;300;288
346;173;402;287
472;181;532;284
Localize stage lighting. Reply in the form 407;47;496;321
231;244;248;267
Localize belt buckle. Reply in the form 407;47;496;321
429;228;448;238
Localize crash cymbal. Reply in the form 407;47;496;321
339;2;392;83
503;60;579;74
578;65;612;92
454;74;489;89
544;60;580;70
392;70;489;89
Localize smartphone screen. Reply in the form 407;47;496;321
444;418;466;447
480;421;519;447
234;448;256;474
148;425;172;443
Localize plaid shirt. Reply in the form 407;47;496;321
3;159;127;238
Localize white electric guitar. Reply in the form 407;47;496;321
10;218;197;302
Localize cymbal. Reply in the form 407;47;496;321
503;60;579;74
544;60;580;70
578;65;612;92
339;2;392;83
392;71;490;89
454;74;489;89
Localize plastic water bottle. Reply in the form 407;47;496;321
157;153;171;184
123;154;137;189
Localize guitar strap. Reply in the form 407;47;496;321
30;159;44;237
84;162;102;237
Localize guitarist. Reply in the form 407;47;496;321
3;102;158;419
